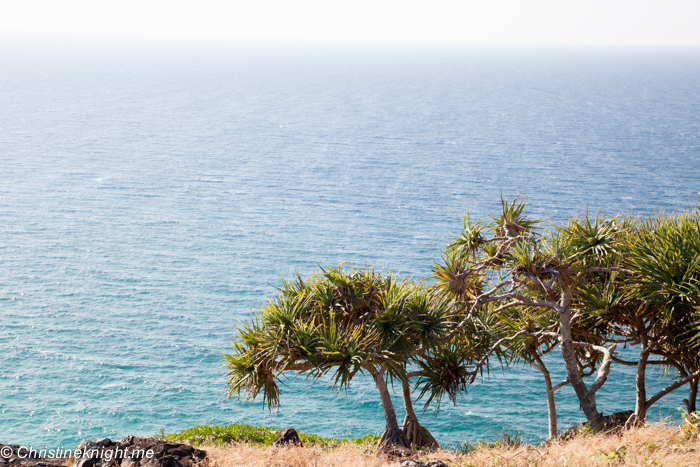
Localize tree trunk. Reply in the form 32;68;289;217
533;353;557;438
629;367;700;428
684;376;698;414
400;380;439;449
372;368;409;450
557;288;601;424
631;339;651;426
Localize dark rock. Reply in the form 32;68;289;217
397;458;446;467
558;410;635;440
604;410;636;428
272;428;302;447
376;445;412;460
74;437;206;467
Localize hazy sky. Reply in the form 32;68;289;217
1;0;699;46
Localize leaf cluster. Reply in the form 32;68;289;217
223;265;459;410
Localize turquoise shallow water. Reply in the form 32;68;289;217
1;43;699;448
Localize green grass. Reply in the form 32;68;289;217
160;423;381;448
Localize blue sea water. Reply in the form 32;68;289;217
1;42;699;449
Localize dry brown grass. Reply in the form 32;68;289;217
203;423;700;467
204;443;385;467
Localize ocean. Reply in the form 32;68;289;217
1;42;699;448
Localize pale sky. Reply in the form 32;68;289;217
1;0;699;46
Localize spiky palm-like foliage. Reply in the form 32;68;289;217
431;201;626;430
617;209;700;421
559;213;623;266
623;210;700;323
223;198;700;444
553;208;700;425
223;265;466;450
489;194;541;237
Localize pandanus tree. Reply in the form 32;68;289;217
491;304;601;438
223;199;700;445
616;210;700;424
222;265;464;450
430;198;627;430
574;208;700;426
406;310;506;443
627;209;700;421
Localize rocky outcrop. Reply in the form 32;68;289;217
73;436;206;467
398;459;447;467
272;428;302;447
558;410;634;440
375;445;413;460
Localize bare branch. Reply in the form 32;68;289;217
283;362;314;371
436;281;520;345
588;343;617;396
511;293;562;312
458;235;533;276
611;356;638;366
644;368;700;410
572;341;611;355
481;235;531;245
552;379;571;392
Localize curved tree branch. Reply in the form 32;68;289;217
552;378;571;392
588;343;617;396
644;368;700;410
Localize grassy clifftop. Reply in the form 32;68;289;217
162;422;379;448
162;420;700;466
